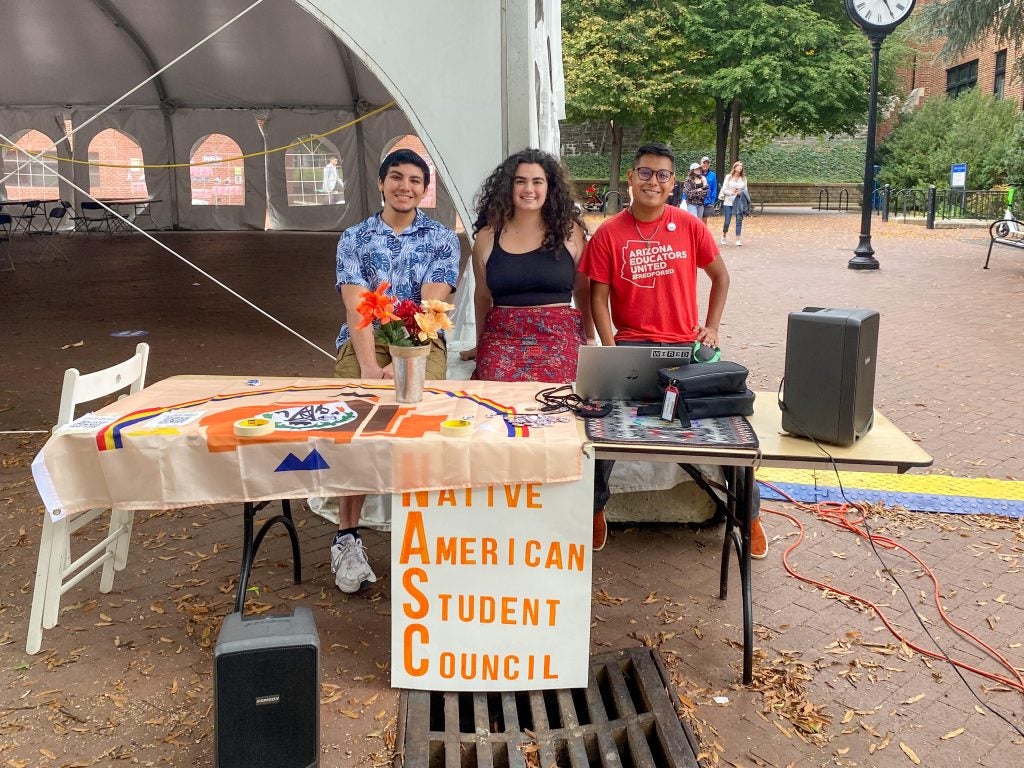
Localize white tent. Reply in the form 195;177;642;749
0;0;565;234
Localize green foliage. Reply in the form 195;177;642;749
561;1;703;133
877;89;1019;189
679;0;886;137
1004;116;1024;186
564;140;867;184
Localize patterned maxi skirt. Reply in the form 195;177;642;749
473;306;586;384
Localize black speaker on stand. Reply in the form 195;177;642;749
214;606;320;768
781;308;879;446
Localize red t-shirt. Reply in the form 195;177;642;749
579;206;719;343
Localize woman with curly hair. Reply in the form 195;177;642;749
467;148;593;382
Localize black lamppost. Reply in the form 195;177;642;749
844;0;916;270
849;33;884;270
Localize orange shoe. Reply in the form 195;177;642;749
593;510;608;551
750;518;768;559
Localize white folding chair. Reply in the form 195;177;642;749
26;343;150;654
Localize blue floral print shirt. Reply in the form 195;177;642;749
334;210;459;349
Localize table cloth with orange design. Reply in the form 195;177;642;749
32;376;585;520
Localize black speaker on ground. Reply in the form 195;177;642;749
214;606;319;768
781;308;879;446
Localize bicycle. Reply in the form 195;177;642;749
582;184;606;213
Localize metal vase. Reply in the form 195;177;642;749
389;344;431;403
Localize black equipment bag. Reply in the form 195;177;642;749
679;389;755;420
648;361;753;427
657;361;749;397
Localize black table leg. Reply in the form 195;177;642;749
737;467;754;685
235;499;303;613
713;465;755;684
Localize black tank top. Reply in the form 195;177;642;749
486;239;575;306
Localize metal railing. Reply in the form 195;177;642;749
887;187;1022;227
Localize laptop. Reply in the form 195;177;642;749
575;345;692;401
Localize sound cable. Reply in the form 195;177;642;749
770;380;1024;737
534;385;611;418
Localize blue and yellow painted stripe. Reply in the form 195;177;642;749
756;468;1024;518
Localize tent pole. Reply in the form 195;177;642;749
162;105;181;230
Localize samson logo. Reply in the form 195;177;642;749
255;694;281;706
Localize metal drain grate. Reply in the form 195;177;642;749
396;647;700;768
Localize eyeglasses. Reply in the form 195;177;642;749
633;167;674;183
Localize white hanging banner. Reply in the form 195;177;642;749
391;455;593;691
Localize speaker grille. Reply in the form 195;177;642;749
216;645;318;768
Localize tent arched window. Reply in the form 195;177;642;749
285;136;344;207
189;134;245;206
87;128;148;199
382;135;436;209
1;130;59;201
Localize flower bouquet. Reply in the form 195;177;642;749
356;280;455;347
356;281;455;402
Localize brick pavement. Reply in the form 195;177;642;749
1;216;1022;766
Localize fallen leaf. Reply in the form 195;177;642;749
899;742;921;765
902;693;926;704
941;727;964;740
841;710;854;724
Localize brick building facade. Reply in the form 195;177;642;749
903;1;1023;110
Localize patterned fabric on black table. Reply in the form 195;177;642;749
585;401;758;449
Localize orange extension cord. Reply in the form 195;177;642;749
758;480;1024;699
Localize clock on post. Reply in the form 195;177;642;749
846;0;915;33
845;0;916;270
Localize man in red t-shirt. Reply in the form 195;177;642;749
579;143;765;558
580;143;728;346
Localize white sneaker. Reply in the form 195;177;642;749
735;239;742;246
720;236;727;245
331;534;377;593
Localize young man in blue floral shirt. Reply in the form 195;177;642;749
316;148;459;593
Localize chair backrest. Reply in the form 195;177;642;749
47;206;65;219
0;213;11;234
80;201;109;219
56;343;150;429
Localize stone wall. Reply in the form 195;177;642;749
559;122;645;156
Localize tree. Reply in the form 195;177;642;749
680;0;905;180
915;0;1024;76
1004;115;1024;187
876;88;1018;189
561;1;705;209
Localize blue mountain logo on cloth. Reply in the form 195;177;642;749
275;449;331;472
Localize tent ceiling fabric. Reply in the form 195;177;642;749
1;0;392;108
1;0;564;242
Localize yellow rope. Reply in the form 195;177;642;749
0;101;396;169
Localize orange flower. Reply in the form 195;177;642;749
413;300;455;341
355;281;399;329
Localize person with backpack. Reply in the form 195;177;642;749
683;162;708;219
